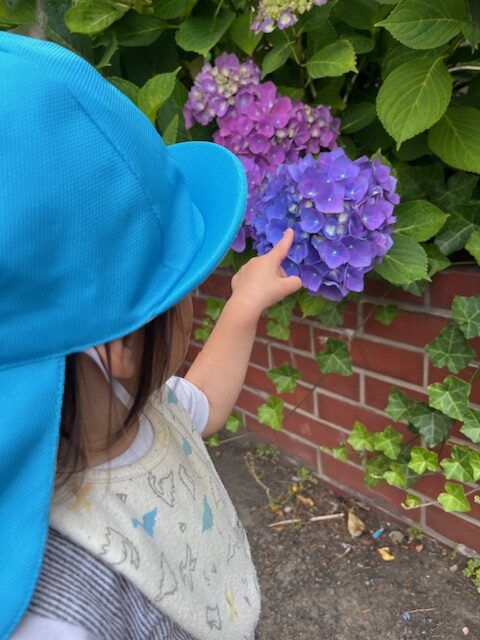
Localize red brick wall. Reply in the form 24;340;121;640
188;266;480;553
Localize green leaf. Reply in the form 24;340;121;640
384;462;406;487
374;305;400;326
113;12;165;47
429;107;480;174
408;446;440;474
374;426;403;460
229;12;262;55
440;445;475;483
266;320;290;341
334;0;378;30
257;395;284;431
205;297;225;321
194;319;212;342
207;433;220;447
466;229;480;266
267;364;301;394
108;77;140;105
395;200;448;242
267;296;296;326
162;114;178;146
153;0;188;19
317;301;345;328
374;233;428;285
393;133;430;162
460;409;480;444
332;444;348;461
65;0;129;35
402;493;422;509
341;102;376;134
175;11;235;56
434;213;477;255
298;289;328;318
469;450;480;482
386;387;417;422
437;482;471;512
316;338;353;376
376;57;452;147
225;412;242;433
138;69;179;123
364;454;391;487
262;43;290;79
347;421;375;451
306;39;357;79
425;244;451;277
425;322;475;373
0;0;34;25
428;375;471;421
410;404;453;446
452;295;480;339
375;0;468;49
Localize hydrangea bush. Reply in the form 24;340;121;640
4;0;479;516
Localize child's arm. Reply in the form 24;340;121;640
185;228;302;438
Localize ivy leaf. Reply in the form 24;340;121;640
440;445;475;483
266;320;290;340
373;426;403;460
428;375;471;421
394;200;448;242
298;289;328;318
267;364;301;394
225;412;242;433
374;233;428;285
138;69;179;123
408;446;440;474
375;0;468;49
402;493;422;509
316;339;353;376
384;462;406;487
376;57;452;147
347;421;375;451
385;387;417;422
425;322;475;373
317;301;345;327
452;295;480;339
410;404;453;446
306;39;357;78
364;455;391;487
332;444;348;461
437;482;471;512
424;244;451;277
206;297;225;322
460;409;480;444
207;434;220;447
267;297;296;326
257;395;284;431
434;213;477;255
374;305;400;326
429;107;480;174
194;319;212;342
469;450;480;482
65;0;129;35
175;11;235;56
466;229;480;266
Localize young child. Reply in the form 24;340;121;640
0;31;302;640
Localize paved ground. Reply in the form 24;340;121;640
212;434;480;640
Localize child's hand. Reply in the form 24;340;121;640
230;228;303;318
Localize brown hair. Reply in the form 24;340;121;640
55;306;181;491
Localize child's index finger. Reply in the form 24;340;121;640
270;227;295;263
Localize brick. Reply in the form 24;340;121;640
351;337;424;385
251;340;269;368
185;343;201;364
428;363;480;405
199;271;232;299
363;276;426;306
192;295;206;318
237;387;263;417
244;365;316;416
364;376;427;412
245;415;319;469
429;267;480;309
257;317;313;353
362;304;448;348
426;507;480;552
320;454;421;522
414;473;480;522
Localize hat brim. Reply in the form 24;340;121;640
156;141;247;311
0;356;65;639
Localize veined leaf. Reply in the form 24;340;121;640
138;69;179;123
408;446;440;474
65;0;129;35
374;426;403;460
437;482;471;512
374;305;400;326
267;364;301;394
410;404;453;446
452;295;480;339
257;395;284;431
460;409;480;444
175;11;235;56
428;375;471;421
429;107;480;174
465;229;480;266
316;339;353;376
425;322;475;373
440;445;475;483
347;421;375;451
306;39;357;78
395;200;448;242
374;233;428;285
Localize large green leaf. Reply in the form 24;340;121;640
65;0;129;35
347;421;375;451
229;13;262;55
460;409;480;444
113;11;165;47
316;338;353;376
410;404;454;446
108;77;139;105
334;0;378;30
376;0;468;49
395;200;448;242
138;69;179;123
153;0;189;19
262;43;291;79
306;39;357;78
374;233;428;285
425;322;475;373
385;387;417;422
364;455;391;487
429;107;480;174
425;244;451;277
267;364;301;394
257;395;284;431
383;462;407;487
408;446;440;474
428;375;471;421
438;482;471;512
377;57;452;147
373;426;403;460
452;295;480;339
0;0;34;25
298;289;329;318
341;102;376;134
434;213;478;255
175;11;235;56
162;114;178;146
440;445;475;483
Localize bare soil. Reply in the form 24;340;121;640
212;435;480;640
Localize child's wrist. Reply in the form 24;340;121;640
224;295;263;327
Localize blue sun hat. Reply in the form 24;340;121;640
0;31;246;639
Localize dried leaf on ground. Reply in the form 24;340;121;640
347;511;366;537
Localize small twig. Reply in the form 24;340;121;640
406;608;436;614
245;451;275;505
449;65;480;73
268;512;344;527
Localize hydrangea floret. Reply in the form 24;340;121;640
251;149;399;300
251;0;328;33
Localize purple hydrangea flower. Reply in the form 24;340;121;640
251;150;399;300
251;0;329;34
